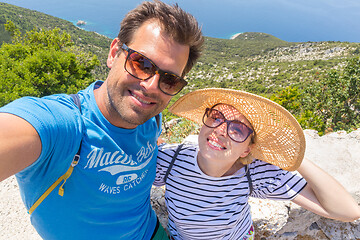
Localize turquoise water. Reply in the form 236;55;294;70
2;0;359;42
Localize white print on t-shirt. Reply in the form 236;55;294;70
84;141;155;170
98;169;149;194
100;155;153;183
83;141;156;191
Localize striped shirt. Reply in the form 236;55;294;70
154;143;307;240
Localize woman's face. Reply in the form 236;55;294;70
198;104;253;170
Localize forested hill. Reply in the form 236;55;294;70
0;3;111;48
1;2;360;135
0;2;111;78
1;2;359;91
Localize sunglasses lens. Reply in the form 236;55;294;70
228;122;252;142
203;108;253;143
126;51;186;96
126;52;156;79
159;73;187;96
203;109;224;127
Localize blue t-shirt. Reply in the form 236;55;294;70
0;81;161;239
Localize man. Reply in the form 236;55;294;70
0;1;204;239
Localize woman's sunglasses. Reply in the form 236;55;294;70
121;44;188;96
202;108;253;143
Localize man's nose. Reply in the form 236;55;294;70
139;73;161;93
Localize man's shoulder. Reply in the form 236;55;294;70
1;94;84;139
1;95;71;117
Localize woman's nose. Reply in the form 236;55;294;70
214;122;228;137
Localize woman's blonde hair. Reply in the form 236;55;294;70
238;121;256;165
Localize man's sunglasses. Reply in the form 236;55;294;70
202;108;253;143
121;44;188;96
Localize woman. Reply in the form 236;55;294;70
154;88;360;240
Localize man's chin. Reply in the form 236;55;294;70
122;113;153;127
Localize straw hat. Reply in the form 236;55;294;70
169;88;305;171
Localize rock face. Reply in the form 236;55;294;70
253;42;355;62
151;130;360;239
0;130;359;239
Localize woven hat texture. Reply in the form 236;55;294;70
169;88;305;171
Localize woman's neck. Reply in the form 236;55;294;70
223;160;244;176
197;152;244;177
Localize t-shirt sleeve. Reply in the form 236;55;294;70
153;143;180;187
249;159;307;200
0;96;83;187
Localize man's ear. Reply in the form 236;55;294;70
107;38;120;68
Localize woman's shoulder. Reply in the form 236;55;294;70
158;142;197;153
157;143;197;164
248;159;277;170
247;159;288;178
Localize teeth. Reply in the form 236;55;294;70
209;140;224;149
131;92;151;104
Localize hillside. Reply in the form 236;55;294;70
185;37;360;98
0;2;111;80
1;2;360;103
200;33;292;64
233;32;286;42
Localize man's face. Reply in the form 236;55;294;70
105;21;189;128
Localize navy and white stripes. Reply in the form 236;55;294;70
154;143;307;240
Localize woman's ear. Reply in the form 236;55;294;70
240;145;252;158
107;38;120;68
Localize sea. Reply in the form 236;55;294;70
1;0;359;42
1;0;244;40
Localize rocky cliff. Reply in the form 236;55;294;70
1;130;359;239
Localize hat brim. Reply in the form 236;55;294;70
169;88;305;171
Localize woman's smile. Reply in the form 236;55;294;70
207;137;226;150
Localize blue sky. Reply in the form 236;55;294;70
2;0;360;42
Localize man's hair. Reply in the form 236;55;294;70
118;0;204;77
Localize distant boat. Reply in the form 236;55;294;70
76;20;86;26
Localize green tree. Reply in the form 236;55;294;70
304;57;360;134
0;21;100;107
270;58;360;135
270;86;302;115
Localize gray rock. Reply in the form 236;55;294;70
1;130;359;239
304;129;360;202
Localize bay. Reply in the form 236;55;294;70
1;0;360;42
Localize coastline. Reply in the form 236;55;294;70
230;32;243;40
